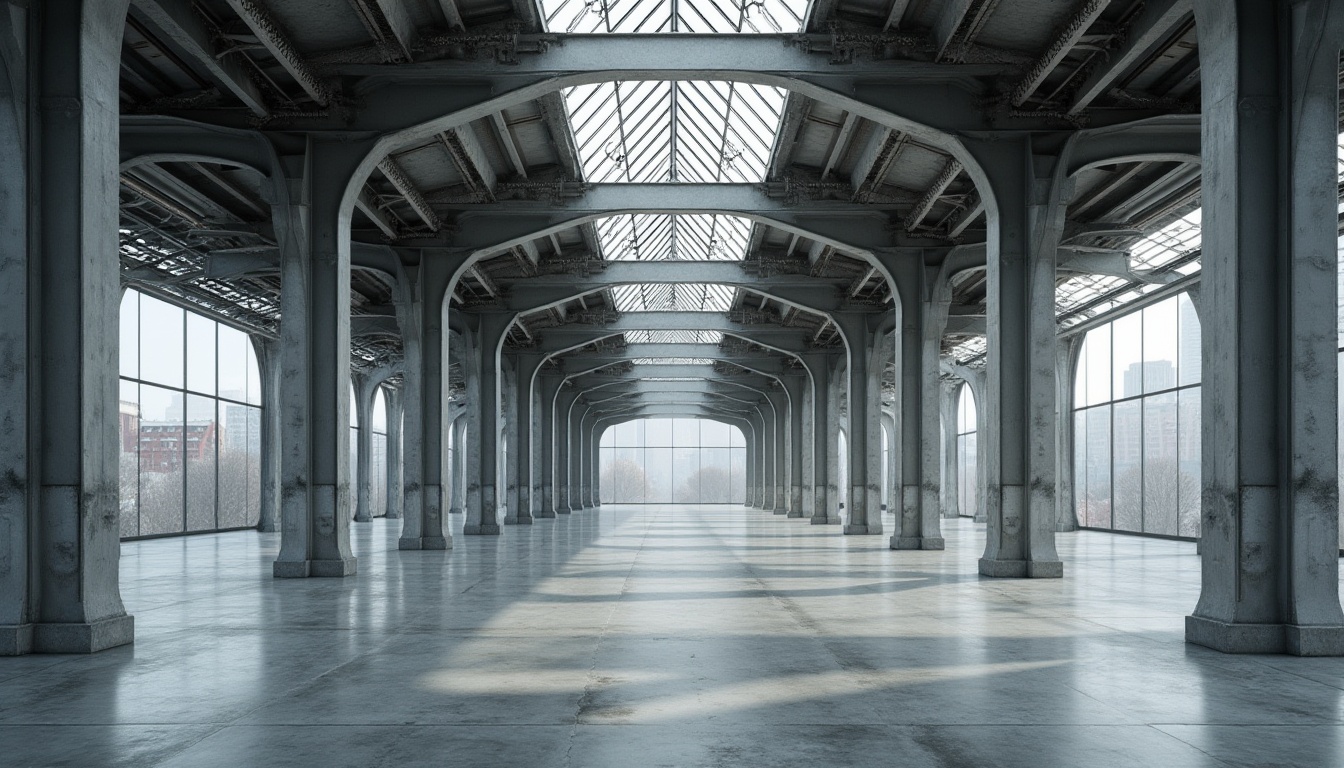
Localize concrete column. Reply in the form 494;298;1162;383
465;313;509;534
808;354;835;524
781;375;807;517
743;420;756;506
537;373;561;517
580;406;598;508
0;0;136;654
567;393;585;510
1185;0;1344;655
964;136;1064;578
253;337;282;532
588;413;601;507
449;412;466;515
833;313;885;535
759;402;777;513
800;370;816;518
271;138;371;578
892;259;947;550
505;353;537;525
554;385;578;513
396;256;450;550
352;372;375;523
384;387;403;519
531;382;544;513
939;379;961;520
1055;336;1083;533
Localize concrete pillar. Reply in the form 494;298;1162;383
465;313;508;534
800;370;816;518
965;135;1064;578
892;259;947;550
537;373;561;517
504;353;536;524
384;387;403;519
759;402;777;513
0;0;136;654
833;313;884;535
271;139;370;578
1055;336;1083;532
588;413;601;507
396;257;450;550
567;394;585;510
939;379;961;520
253;337;282;532
1185;0;1344;655
531;382;544;513
808;355;836;524
743;420;757;507
449;412;466;515
782;375;807;517
554;385;578;513
352;372;375;523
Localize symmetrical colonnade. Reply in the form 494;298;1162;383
1;0;1343;659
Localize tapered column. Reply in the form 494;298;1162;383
449;412;466;515
273;138;370;578
940;380;961;520
555;384;578;513
833;313;884;534
397;255;451;550
567;393;586;510
808;355;836;524
1185;0;1344;655
588;414;601;507
759;403;777;513
353;372;375;523
965;136;1064;577
538;373;562;517
384;388;403;519
781;375;807;517
253;337;282;532
0;0;136;654
465;312;509;534
505;353;541;524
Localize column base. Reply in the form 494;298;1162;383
536;510;557;519
556;506;572;515
978;558;1063;578
773;507;788;515
890;536;946;550
844;525;880;535
0;624;33;656
354;515;372;523
1186;616;1344;656
787;509;805;519
273;557;358;578
448;507;464;514
385;511;402;520
399;536;452;550
257;521;279;533
29;615;135;654
504;516;534;525
464;524;502;535
809;516;833;525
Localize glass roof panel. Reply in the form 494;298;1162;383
541;0;808;34
612;283;736;312
598;213;751;261
623;330;724;343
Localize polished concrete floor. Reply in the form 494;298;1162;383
2;507;1344;767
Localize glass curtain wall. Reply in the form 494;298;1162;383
118;289;263;538
1072;293;1202;537
956;385;978;519
599;418;747;503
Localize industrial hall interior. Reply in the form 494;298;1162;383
7;0;1344;766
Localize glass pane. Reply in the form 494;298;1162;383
138;384;184;535
1084;406;1112;529
612;447;643;502
218;401;250;529
139;295;183;388
729;447;746;503
118;380;139;538
1112;311;1143;400
373;388;388;433
186;312;216;395
1178;292;1202;386
645;447;674;502
700;447;731;502
646;418;674;446
119;290;138;379
349;382;358;428
350;426;359;516
1074;336;1087;409
673;447;700;502
1073;411;1086;528
1112;399;1142;532
962;433;978;520
1142;298;1178;394
701;420;730;447
729;425;745;448
673;418;700;447
1178;388;1202;538
959;385;977;433
185;395;217;532
217;324;249;402
614;420;640;447
1085;325;1111;406
1142;392;1179;535
599;448;615;503
600;427;614;447
372;433;387;516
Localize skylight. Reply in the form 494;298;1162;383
624;330;724;343
541;0;808;34
599;214;751;261
612;283;735;312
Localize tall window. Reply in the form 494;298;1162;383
118;289;263;538
371;388;388;517
1072;293;1202;537
599;418;746;503
956;385;978;519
